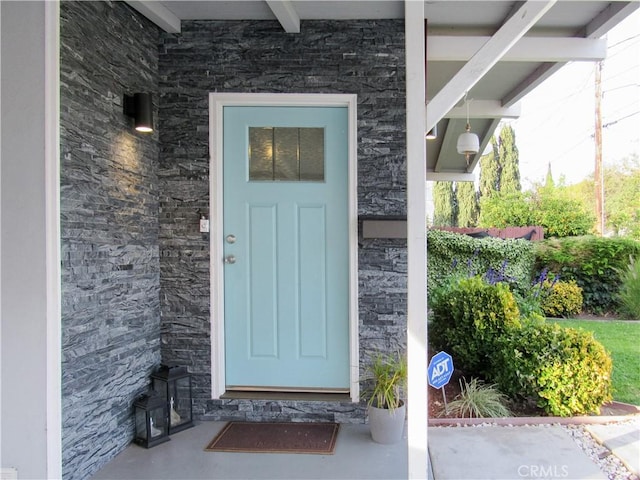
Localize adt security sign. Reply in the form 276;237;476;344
428;351;454;389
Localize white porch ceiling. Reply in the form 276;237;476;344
126;0;638;180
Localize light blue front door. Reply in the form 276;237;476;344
223;105;349;391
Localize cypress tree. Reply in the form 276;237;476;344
479;135;501;198
456;181;479;227
545;162;555;188
433;181;456;226
499;124;521;193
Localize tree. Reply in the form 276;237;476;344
498;125;521;193
478;185;593;237
479;136;500;198
566;154;640;239
478;191;533;228
479;124;522;200
545;163;555;188
533;191;594;237
456;181;479;227
603;156;640;239
433;181;456;226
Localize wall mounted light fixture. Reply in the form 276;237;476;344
124;93;153;133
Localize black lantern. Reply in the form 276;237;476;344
133;391;170;448
151;365;194;434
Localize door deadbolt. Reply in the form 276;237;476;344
225;234;236;244
224;255;236;264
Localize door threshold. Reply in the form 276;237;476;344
221;390;353;402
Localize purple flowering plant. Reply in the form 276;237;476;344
445;254;560;320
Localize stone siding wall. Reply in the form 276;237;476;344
158;20;407;422
60;2;160;478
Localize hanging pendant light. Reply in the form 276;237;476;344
456;93;479;164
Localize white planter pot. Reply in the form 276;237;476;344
368;401;406;444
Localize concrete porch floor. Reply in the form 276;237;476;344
91;421;415;480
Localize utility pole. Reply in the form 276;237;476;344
594;61;605;236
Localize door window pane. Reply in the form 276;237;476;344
249;128;274;181
249;127;325;182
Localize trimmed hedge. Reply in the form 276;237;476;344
534;236;640;314
427;229;535;298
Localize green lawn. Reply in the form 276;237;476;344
552;319;640;406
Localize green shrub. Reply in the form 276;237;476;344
534;236;640;314
429;276;521;376
533;194;594;238
540;280;583;318
494;321;612;416
427;229;535;300
441;378;511;418
478;189;593;238
617;256;640;319
478;191;533;228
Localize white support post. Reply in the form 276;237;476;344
405;1;428;479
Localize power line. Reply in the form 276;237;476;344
603;84;639;94
602;110;640;129
607;34;640;50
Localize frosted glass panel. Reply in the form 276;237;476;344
249;128;274;180
300;128;325;181
274;128;299;181
249;127;324;182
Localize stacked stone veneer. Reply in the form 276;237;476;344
60;2;160;478
158;20;408;422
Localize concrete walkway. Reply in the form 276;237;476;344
428;424;605;480
586;419;640;475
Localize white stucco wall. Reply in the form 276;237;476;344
1;2;61;478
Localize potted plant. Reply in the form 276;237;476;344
364;352;407;444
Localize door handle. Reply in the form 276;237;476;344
224;255;236;264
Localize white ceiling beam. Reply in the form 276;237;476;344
446;100;521;119
502;61;565;107
582;1;639;38
502;2;638;107
125;1;181;33
426;172;476;182
426;0;557;132
266;0;301;33
428;36;606;62
433;118;459;173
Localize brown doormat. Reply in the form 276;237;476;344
205;422;340;454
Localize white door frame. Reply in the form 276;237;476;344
208;93;359;401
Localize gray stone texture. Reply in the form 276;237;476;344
158;20;408;422
60;2;160;479
59;7;409;476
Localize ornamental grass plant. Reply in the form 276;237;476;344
440;378;511;418
365;352;407;411
617;256;640;319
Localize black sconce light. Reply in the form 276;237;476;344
124;92;153;133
